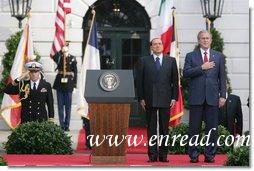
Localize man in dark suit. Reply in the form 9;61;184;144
183;30;226;163
219;84;243;136
53;43;77;131
137;38;178;162
4;61;54;123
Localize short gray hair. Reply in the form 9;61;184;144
197;30;212;41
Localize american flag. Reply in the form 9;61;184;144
50;0;71;58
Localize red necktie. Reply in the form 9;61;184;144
204;51;208;63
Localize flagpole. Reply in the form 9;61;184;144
64;11;67;43
27;9;36;62
22;10;32;72
76;9;96;117
84;8;96;59
26;10;31;62
172;9;181;84
63;11;67;77
206;18;211;32
27;10;31;20
169;7;184;126
172;10;178;53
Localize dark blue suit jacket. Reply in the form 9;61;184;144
137;55;178;108
219;94;243;135
183;49;226;106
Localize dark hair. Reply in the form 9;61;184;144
150;38;161;46
65;41;70;46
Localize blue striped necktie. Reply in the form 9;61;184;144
155;57;161;71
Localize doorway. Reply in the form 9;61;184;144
83;0;151;126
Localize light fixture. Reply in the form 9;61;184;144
200;0;224;28
113;1;120;15
9;0;32;28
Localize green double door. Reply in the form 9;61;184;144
98;32;149;126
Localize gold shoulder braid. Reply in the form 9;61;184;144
19;80;30;101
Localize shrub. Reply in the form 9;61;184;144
225;146;249;166
216;125;232;153
168;122;231;154
0;156;7;166
198;124;232;154
4;121;73;154
168;123;189;154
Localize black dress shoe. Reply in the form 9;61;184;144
64;128;70;132
147;157;157;162
159;157;169;162
190;158;199;163
86;145;92;150
204;158;215;163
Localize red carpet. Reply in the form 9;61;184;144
3;154;227;166
76;127;147;154
4;127;228;166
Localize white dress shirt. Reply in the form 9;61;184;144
153;53;163;66
30;79;40;90
200;48;210;62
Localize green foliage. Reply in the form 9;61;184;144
217;125;232;153
0;31;22;102
181;28;231;108
168;122;231;154
198;124;232;154
179;68;190;109
225;146;249;166
0;31;41;103
168;123;189;154
0;156;7;166
210;28;224;53
4;121;73;154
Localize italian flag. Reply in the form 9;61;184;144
0;17;34;129
157;0;174;55
157;0;184;127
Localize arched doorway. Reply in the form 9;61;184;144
83;0;151;126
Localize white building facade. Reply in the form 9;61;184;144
0;0;249;132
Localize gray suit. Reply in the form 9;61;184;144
183;49;226;160
137;55;178;159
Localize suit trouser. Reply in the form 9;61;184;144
188;102;219;160
146;107;170;158
56;90;72;130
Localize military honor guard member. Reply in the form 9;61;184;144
52;43;77;131
4;61;54;123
